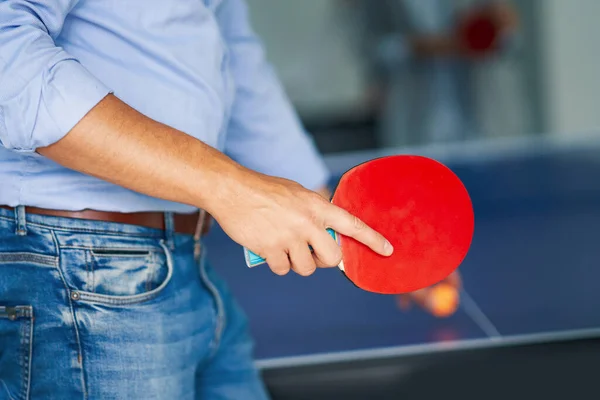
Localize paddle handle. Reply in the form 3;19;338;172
244;228;337;267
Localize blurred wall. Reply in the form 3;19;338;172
540;0;600;135
246;0;367;122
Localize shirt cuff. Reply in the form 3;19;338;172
294;151;331;191
273;144;331;191
32;57;112;150
231;133;331;192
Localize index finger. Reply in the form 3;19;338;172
325;205;393;257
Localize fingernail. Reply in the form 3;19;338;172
384;240;394;256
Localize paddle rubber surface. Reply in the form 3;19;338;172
332;155;474;294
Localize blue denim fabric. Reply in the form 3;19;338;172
0;206;269;399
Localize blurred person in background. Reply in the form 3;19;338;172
341;0;531;148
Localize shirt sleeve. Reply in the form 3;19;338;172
0;0;111;152
216;0;330;191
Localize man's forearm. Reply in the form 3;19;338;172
36;95;391;277
38;94;244;212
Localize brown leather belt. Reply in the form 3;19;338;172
0;205;211;236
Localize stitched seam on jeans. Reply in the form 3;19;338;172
18;316;25;400
147;252;156;293
198;250;226;359
50;230;88;400
74;279;162;306
72;241;173;307
145;259;152;293
1;308;34;400
60;245;161;253
75;291;157;305
19;312;28;400
0;253;57;268
90;252;151;257
18;307;33;400
0;380;16;400
85;250;92;293
26;308;33;400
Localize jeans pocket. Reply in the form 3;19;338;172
64;241;174;306
0;306;33;400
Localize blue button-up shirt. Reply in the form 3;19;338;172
0;0;329;212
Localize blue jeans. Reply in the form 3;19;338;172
0;206;269;399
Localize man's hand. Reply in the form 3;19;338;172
211;175;393;277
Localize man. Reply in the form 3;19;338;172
342;0;529;147
0;0;460;398
0;1;395;398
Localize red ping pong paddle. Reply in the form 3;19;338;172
245;155;474;295
460;15;498;54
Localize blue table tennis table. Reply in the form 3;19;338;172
203;133;600;399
